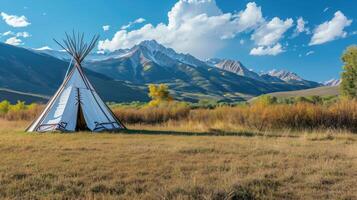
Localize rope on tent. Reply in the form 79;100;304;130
64;57;73;78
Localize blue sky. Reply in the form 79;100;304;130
0;0;356;82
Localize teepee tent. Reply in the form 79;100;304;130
27;33;126;132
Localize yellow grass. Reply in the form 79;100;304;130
3;99;357;132
0;120;356;199
114;100;357;132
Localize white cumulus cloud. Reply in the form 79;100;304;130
121;17;146;30
102;25;110;31
0;12;31;27
135;18;146;23
251;17;293;46
2;31;30;45
5;36;22;45
99;0;264;59
1;31;14;36
296;17;306;33
1;31;30;38
309;11;352;46
293;17;310;37
235;2;263;31
249;43;284;56
249;15;293;56
16;31;31;38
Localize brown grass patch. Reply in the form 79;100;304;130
0;122;356;199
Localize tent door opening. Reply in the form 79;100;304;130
75;88;89;131
75;104;89;131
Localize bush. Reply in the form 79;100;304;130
252;95;277;106
0;100;10;115
0;100;42;121
112;102;190;124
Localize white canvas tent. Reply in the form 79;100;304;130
27;33;126;132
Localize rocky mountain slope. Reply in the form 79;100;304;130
263;69;321;87
207;59;264;81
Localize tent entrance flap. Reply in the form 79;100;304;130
75;87;89;131
75;104;89;131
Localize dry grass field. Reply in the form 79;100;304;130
0;120;356;199
262;86;339;98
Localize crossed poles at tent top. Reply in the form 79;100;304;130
54;32;100;65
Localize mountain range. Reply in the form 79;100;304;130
0;40;327;103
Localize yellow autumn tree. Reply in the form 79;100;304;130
9;101;26;112
0;100;10;115
148;84;173;106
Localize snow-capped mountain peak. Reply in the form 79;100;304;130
323;79;341;86
267;69;303;82
133;40;206;67
137;40;168;53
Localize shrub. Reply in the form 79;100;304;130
252;95;277;106
0;100;10;115
0;101;43;121
113;102;190;124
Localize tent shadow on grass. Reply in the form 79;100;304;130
25;128;299;138
121;129;256;137
118;129;300;138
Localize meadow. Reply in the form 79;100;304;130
0;98;356;199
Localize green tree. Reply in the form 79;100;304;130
340;45;357;98
148;84;173;106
